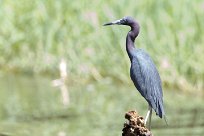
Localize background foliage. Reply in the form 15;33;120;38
0;0;204;136
0;0;204;93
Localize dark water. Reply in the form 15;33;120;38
0;73;204;136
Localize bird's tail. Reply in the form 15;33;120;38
158;99;168;126
163;115;168;126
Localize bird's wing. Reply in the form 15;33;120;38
130;49;164;118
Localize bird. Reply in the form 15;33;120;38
103;16;167;130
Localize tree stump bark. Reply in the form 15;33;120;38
122;110;153;136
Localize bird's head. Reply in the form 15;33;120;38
103;16;135;26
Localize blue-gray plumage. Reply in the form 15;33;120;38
104;16;167;129
130;49;164;118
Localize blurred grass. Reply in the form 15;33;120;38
0;0;204;93
0;74;204;136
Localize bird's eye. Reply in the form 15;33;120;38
122;19;127;24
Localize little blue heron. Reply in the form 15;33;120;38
103;16;167;130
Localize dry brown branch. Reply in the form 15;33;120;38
122;110;153;136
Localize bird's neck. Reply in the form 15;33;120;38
126;23;140;61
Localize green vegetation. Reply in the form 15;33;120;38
0;74;204;136
0;0;204;93
0;1;204;135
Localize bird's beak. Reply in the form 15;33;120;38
103;19;123;26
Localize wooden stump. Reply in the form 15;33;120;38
122;110;153;136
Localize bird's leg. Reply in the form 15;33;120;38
148;107;152;130
144;105;152;129
144;109;150;125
